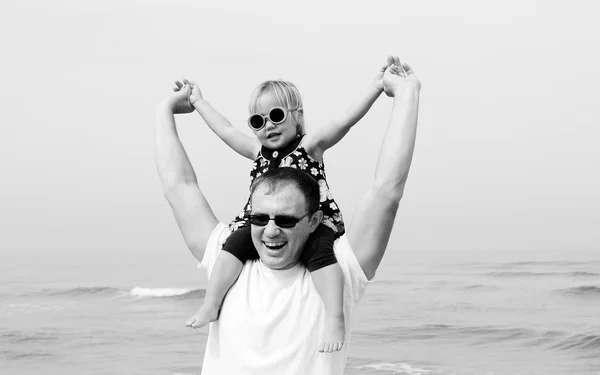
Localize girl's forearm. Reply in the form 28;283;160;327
192;99;257;159
193;99;236;139
338;82;383;129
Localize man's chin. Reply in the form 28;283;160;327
259;252;297;271
261;250;283;264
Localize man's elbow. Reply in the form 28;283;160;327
161;182;180;202
161;180;195;203
372;179;406;207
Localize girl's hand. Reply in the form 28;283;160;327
188;80;204;106
382;59;421;98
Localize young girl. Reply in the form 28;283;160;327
183;60;395;353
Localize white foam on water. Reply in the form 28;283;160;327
2;303;71;316
355;362;447;375
129;287;193;297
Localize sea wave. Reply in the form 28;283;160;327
497;260;600;267
30;286;205;300
360;324;600;354
462;284;500;291
47;287;120;296
558;285;600;296
128;287;205;299
550;333;600;351
1;351;54;360
455;260;600;268
360;324;536;344
486;271;600;278
0;330;59;345
353;361;446;374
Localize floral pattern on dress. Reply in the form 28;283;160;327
280;156;294;167
298;158;309;170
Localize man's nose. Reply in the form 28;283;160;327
263;220;281;237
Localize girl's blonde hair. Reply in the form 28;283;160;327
248;80;305;136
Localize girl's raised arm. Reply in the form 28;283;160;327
306;57;394;158
307;83;382;159
187;80;261;160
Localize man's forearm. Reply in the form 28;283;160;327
154;103;198;192
374;89;420;192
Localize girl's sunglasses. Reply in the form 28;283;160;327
248;212;310;228
247;107;301;131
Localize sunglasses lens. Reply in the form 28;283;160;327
249;214;270;226
249;215;300;228
269;108;286;124
249;115;265;130
274;216;298;228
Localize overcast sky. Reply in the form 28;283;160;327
1;0;599;257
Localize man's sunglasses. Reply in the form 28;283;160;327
248;212;310;228
247;107;301;131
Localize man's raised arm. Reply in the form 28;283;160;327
155;82;219;262
347;59;421;280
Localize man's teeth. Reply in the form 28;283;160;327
264;242;285;249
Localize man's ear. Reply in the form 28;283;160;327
308;210;323;233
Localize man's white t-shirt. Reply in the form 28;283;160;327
198;223;370;375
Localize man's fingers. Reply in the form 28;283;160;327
387;55;394;67
387;65;401;76
402;62;414;76
173;80;184;92
398;60;408;77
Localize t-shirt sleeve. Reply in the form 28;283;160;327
198;222;230;279
333;234;371;304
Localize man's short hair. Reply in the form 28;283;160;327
250;167;320;214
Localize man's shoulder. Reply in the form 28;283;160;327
198;222;231;278
333;235;371;303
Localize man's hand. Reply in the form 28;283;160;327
373;55;396;93
382;59;421;98
161;79;194;114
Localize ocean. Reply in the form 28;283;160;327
1;248;599;375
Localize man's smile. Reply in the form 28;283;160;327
263;241;286;250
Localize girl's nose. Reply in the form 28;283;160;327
265;119;276;130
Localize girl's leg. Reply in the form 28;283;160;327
301;225;345;353
186;226;258;328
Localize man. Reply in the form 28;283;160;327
154;57;421;374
